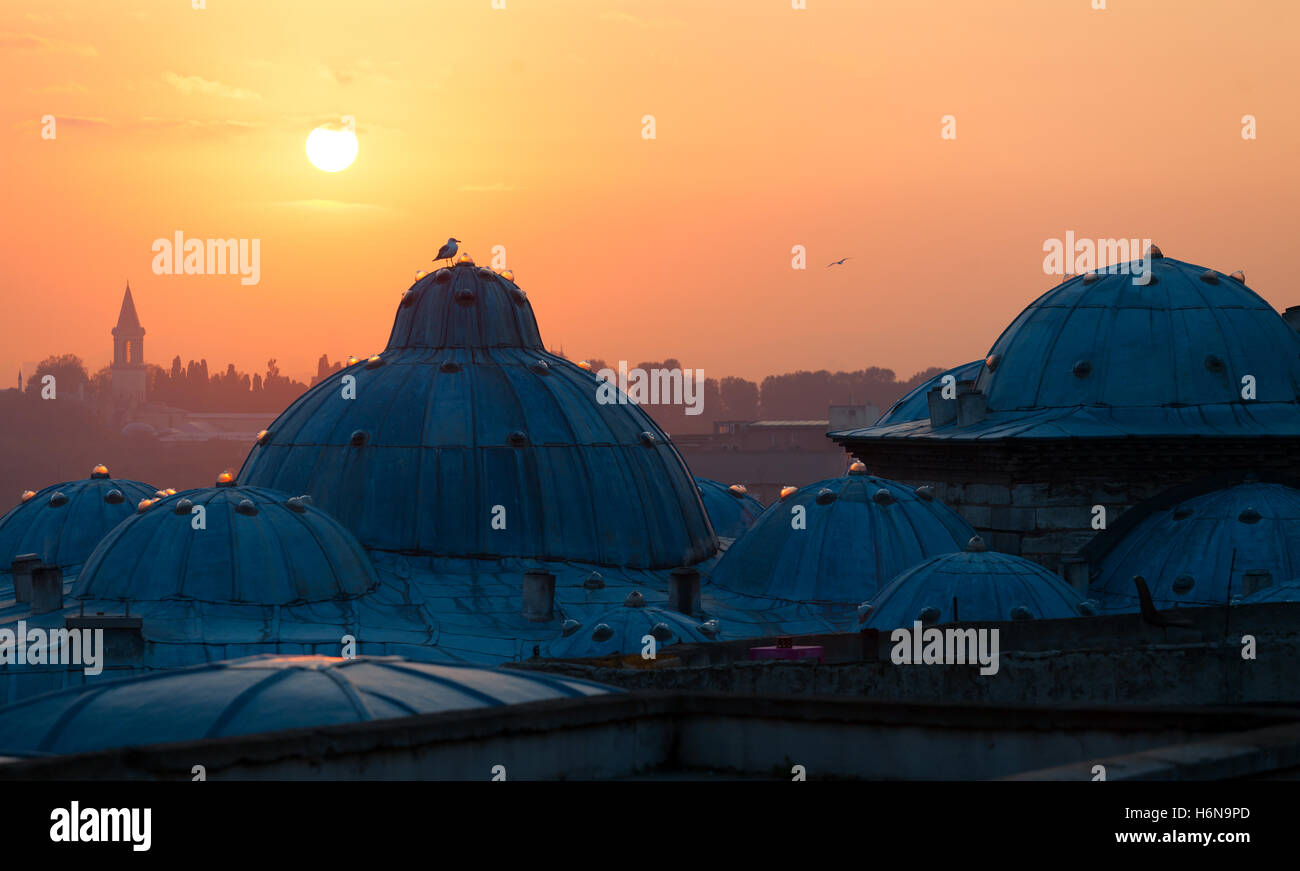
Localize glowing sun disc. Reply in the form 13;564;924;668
306;126;358;172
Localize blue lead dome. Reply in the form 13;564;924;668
0;467;156;575
544;591;720;659
1089;481;1300;612
239;262;716;568
862;536;1087;630
695;478;764;539
977;256;1300;416
0;654;618;757
72;482;378;604
708;466;974;604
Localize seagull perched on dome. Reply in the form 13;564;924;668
434;237;460;265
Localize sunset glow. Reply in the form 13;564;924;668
2;0;1297;387
305;125;358;173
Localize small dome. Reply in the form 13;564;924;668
695;478;764;539
1090;482;1300;612
0;654;618;757
875;360;984;425
240;263;715;568
977;257;1300;415
708;473;974;604
72;486;377;604
0;473;157;574
120;421;157;438
388;261;541;350
543;604;719;659
862;548;1085;629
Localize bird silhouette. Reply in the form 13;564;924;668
434;237;460;265
826;257;851;268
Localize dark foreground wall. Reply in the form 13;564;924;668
2;692;1297;781
840;438;1300;572
523;603;1300;708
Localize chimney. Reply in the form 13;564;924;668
1283;306;1300;333
955;381;987;427
1242;569;1273;597
30;563;64;615
522;571;556;622
65;614;145;662
668;566;701;616
10;553;40;603
1059;555;1090;595
927;387;957;427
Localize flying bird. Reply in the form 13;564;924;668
434;237;461;264
826;257;851;268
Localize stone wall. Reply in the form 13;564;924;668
838;437;1300;575
921;479;1145;574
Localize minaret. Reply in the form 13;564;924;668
111;283;146;405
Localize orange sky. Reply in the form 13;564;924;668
2;0;1297;386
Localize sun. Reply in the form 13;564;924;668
305;126;358;172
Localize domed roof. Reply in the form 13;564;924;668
978;255;1300;413
861;536;1086;629
695;478;764;539
388;262;542;349
875;361;983;425
543;591;720;659
708;466;974;604
120;421;157;438
832;253;1300;441
1240;578;1300;604
71;481;378;604
239;262;716;568
0;467;156;573
0;654;618;756
1090;481;1300;612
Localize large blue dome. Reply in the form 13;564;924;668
0;467;156;576
239;263;716;569
707;466;974;605
862;536;1086;630
1089;481;1300;612
695;478;764;539
71;481;378;604
0;654;617;757
834;253;1300;441
977;255;1300;414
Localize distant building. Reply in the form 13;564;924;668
110;284;146;406
675;405;877;503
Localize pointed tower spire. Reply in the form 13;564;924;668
114;283;142;334
111;282;147;405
